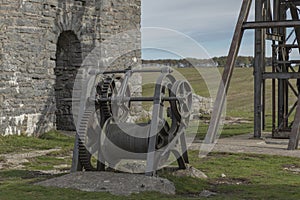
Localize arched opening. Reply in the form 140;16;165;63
55;31;82;131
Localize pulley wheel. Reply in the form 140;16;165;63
111;77;131;122
171;80;193;121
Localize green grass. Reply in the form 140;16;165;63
1;67;299;199
23;156;72;171
221;123;254;138
187;121;253;140
174;67;254;118
142;67;259;138
173;67;298;119
142;67;299;136
189;151;300;199
0;130;74;154
1;133;300;199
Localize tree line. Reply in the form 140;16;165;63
142;56;273;68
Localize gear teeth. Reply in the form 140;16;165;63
99;77;115;120
77;106;99;171
77;76;115;171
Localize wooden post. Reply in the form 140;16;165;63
288;96;300;150
205;0;252;143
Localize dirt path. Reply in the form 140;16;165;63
62;130;299;158
0;148;61;170
190;133;300;158
1;132;298;173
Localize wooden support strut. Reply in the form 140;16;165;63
288;3;300;150
288;95;300;150
205;0;252;143
254;0;267;138
290;4;300;54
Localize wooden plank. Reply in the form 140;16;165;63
286;0;300;7
289;4;300;150
266;33;283;41
288;97;300;150
290;4;300;53
277;44;300;48
205;0;252;144
263;72;300;79
243;20;300;29
276;60;300;64
254;0;266;138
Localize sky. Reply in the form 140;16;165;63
141;0;256;60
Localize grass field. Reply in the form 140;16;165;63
1;67;300;199
1;131;300;199
142;66;281;138
142;67;262;117
171;67;297;135
173;67;298;118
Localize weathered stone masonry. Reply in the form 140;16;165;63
0;0;141;136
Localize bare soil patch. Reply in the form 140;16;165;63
190;133;300;158
0;148;61;170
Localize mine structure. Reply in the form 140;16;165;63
208;0;300;150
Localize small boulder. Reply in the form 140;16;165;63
172;164;208;179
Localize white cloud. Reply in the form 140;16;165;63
142;0;255;58
143;0;243;30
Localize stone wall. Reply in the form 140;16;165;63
0;0;141;136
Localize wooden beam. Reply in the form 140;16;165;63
288;97;300;150
263;72;300;79
243;20;300;29
205;0;252;144
290;4;300;53
253;0;267;138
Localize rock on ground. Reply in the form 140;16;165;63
199;190;217;198
36;172;176;196
172;165;208;179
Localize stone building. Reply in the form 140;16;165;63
0;0;141;136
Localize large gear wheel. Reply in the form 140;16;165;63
97;76;115;120
78;77;115;171
77;75;131;171
77;105;103;171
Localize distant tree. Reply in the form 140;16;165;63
143;56;259;68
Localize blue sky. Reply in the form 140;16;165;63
141;0;255;60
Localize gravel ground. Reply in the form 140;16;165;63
190;133;300;158
36;172;176;196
